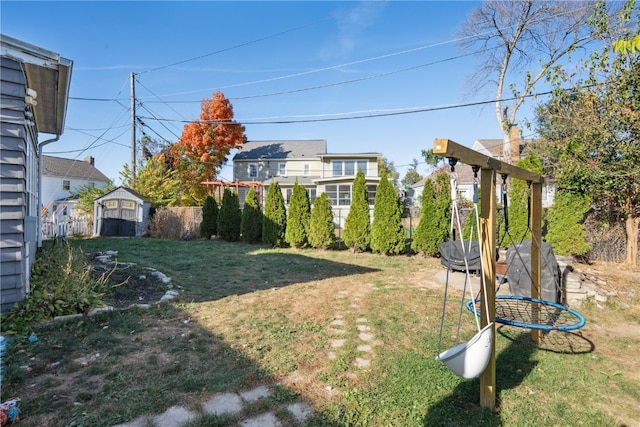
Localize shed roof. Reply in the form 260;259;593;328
43;155;110;182
233;140;327;161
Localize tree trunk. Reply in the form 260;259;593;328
625;214;639;267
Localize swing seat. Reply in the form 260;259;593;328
436;322;494;379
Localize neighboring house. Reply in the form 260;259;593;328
94;187;151;237
41;155;111;220
232;140;382;228
411;127;554;208
1;34;73;313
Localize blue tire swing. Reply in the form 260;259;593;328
436;161;494;379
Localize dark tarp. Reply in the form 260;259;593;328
506;240;561;303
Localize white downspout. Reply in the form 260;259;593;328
37;136;59;248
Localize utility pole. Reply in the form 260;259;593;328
130;72;136;183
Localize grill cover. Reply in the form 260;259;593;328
506;240;561;303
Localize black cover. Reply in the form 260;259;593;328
506;240;561;303
439;240;482;272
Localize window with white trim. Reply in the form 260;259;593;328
331;160;367;177
278;162;286;176
63;180;70;191
303;163;310;176
248;163;258;178
326;184;351;206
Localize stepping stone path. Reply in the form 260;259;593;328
326;291;376;370
111;384;314;427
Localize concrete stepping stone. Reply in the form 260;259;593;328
358;333;373;341
239;411;282;427
111;416;149;427
286;402;314;423
202;392;243;415
357;324;371;332
241;385;271;402
151;405;196;427
357;344;372;352
330;339;346;348
354;357;371;368
356;317;368;323
330;319;345;326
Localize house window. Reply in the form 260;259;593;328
357;160;367;175
121;200;135;210
367;184;377;205
332;160;368;177
286;188;293;204
332;161;343;177
105;200;118;209
62;180;70;191
88;182;95;188
344;161;355;176
303;163;310;176
248;163;258;178
278;163;286;176
326;184;351;206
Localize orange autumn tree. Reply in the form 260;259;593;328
171;90;246;205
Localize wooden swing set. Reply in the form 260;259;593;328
432;138;544;411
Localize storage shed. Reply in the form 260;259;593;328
94;187;150;237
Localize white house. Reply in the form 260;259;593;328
0;34;72;313
411;128;554;208
41;155;111;219
232;140;382;228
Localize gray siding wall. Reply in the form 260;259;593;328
1;57;29;313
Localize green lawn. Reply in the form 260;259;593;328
1;237;638;426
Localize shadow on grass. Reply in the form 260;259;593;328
71;237;380;304
0;303;342;426
423;330;539;426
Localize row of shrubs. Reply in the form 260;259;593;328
200;164;594;259
200;171;456;256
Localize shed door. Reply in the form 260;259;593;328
100;199;137;236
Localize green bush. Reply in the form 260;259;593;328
545;190;592;256
1;241;109;336
343;171;371;252
500;155;544;246
371;173;405;255
285;181;311;248
412;172;450;256
308;192;335;249
200;195;219;239
241;187;263;243
217;187;241;242
263;182;287;247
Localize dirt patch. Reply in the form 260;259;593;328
87;252;174;309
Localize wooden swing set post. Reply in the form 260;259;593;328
530;182;543;344
480;167;497;410
433;138;544;410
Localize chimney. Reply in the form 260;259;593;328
84;156;95;166
510;126;520;163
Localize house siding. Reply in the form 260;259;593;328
0;57;31;312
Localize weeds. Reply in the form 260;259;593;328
1;241;111;336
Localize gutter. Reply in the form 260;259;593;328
37;136;59;248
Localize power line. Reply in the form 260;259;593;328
137;89;559;126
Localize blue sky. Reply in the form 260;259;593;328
2;1;539;184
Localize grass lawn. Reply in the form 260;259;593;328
1;237;639;426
